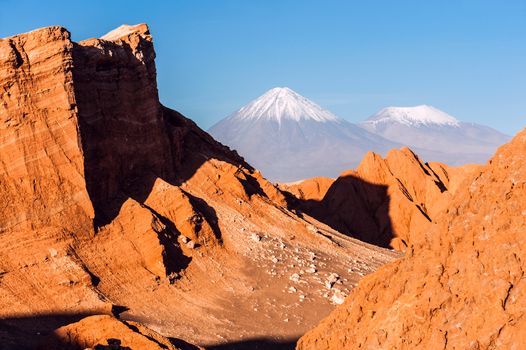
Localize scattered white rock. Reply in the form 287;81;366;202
251;233;262;242
307;225;317;233
330;289;346;305
186;240;196;249
288;286;297;293
299;294;306;301
325;273;340;289
306;267;317;273
48;248;58;258
180;236;189;244
271;256;279;263
290;273;300;282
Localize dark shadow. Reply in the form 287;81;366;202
143;204;192;276
184;190;223;241
168;338;202;350
203;338;297;350
0;312;98;350
72;38;252;233
94;339;131;350
283;174;395;248
111;305;130;317
234;170;269;199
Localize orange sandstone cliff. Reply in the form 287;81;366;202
284;147;479;249
297;128;526;349
0;25;398;349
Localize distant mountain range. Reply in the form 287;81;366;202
209;87;398;182
360;105;511;166
209;88;510;182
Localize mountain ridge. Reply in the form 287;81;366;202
209;88;399;181
228;87;340;124
365;105;461;127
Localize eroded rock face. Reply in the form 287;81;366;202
0;25;398;349
40;314;196;350
297;129;526;350
285;147;478;249
0;26;93;233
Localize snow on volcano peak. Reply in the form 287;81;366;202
365;105;460;127
229;87;339;123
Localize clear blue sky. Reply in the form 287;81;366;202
1;0;525;135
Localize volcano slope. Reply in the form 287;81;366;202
0;25;398;349
297;128;526;349
282;148;479;250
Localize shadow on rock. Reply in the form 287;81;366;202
284;174;395;248
203;337;297;350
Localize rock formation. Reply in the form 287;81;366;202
39;315;197;350
297;128;526;349
279;177;335;202
0;25;397;349
284;147;479;249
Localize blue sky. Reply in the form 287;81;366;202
1;0;525;135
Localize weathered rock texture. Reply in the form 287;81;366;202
40;315;194;350
0;25;397;349
297;128;526;349
284;147;478;249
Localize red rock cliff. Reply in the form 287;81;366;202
285;147;478;249
0;25;398;349
297;128;526;349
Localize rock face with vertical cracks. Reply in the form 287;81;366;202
297;128;526;349
0;24;225;291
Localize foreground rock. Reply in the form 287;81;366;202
297;128;526;349
0;25;397;348
40;315;196;350
284;147;479;249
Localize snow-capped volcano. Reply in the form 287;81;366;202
360;105;510;165
228;87;339;123
209;88;398;181
366;105;460;127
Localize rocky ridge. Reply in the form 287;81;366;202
283;147;479;249
297;128;526;349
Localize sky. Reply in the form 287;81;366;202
1;0;525;135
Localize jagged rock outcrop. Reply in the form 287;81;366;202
279;177;334;202
284;147;478;249
297;128;526;349
0;25;398;349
